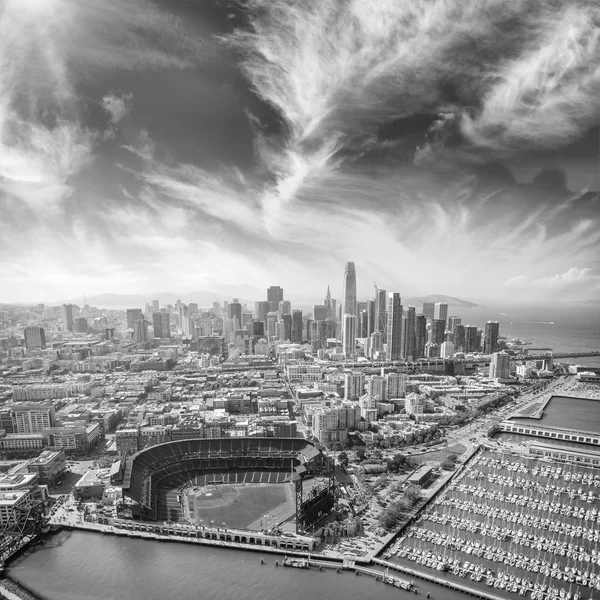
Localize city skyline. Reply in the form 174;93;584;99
1;1;600;304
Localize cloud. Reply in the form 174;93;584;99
505;268;600;297
102;92;133;124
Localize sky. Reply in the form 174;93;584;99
1;0;600;305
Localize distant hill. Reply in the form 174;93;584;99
404;294;480;309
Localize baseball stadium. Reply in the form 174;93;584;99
122;438;332;532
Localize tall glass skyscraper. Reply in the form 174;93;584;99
386;292;403;361
342;262;357;317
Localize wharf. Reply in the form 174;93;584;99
372;558;513;600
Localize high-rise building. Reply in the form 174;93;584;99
126;308;143;330
152;311;170;339
453;324;466;352
415;314;427;358
402;306;416;361
386;293;403;361
62;304;75;332
489;351;511;380
342;262;357;316
255;301;269;323
369;331;383;359
366;298;376;336
484;321;500;354
358;310;368;338
291;310;303;343
228;299;242;329
313;305;328;321
324;286;334;320
366;375;386;399
342;314;357;357
12;403;55;433
151;300;160;313
24;326;46;350
429;319;445;345
386;373;407;399
267;286;284;313
422;302;435;321
375;288;387;333
266;312;278;340
434;302;448;325
464;325;478;352
440;341;454;359
133;319;149;343
344;371;365;401
212;302;221;317
278;300;291;316
282;313;292;341
74;317;88;333
447;316;462;333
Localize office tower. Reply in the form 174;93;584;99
422;302;435;321
252;321;265;338
133;319;149;342
453;324;466;352
74;317;88;333
342;262;357;316
447;316;461;333
279;300;291;316
331;299;337;322
151;300;160;312
425;342;440;358
212;301;221;317
152;311;170;339
200;312;213;336
369;331;383;359
255;301;269;323
62;304;75;332
344;371;365;401
434;302;448;325
342;314;357;357
12;403;55;433
188;303;199;316
266;312;278;340
415;313;427;358
277;319;286;342
126;308;143;329
484;321;500;354
386;293;403;361
24;326;46;350
464;325;478;352
228;299;242;328
267;286;284;313
291;310;303;343
313;305;328;321
440;341;454;359
366;298;375;336
305;317;312;341
375;288;387;333
489;352;511;380
324;286;333;320
358;310;368;338
402;306;416;361
282;313;292;341
429;319;445;345
241;311;253;329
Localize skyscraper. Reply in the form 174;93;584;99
152;311;171;339
126;308;143;330
313;305;328;321
74;317;88;333
484;321;500;354
366;298;375;336
489;352;511;380
434;302;448;325
464;325;478;352
62;303;75;332
24;326;46;350
342;262;357;316
278;300;291;316
342;313;357;357
266;312;278;340
228;299;242;329
402;306;416;361
415;314;427;358
267;286;284;313
375;288;387;333
429;319;445;345
291;310;303;343
255;301;269;323
386;293;403;361
453;324;466;352
133;319;149;342
447;316;462;332
282;313;292;341
422;302;435;321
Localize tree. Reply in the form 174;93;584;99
355;448;367;462
338;451;349;468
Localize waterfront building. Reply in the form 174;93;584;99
344;371;365;400
386;293;403;361
342;313;357;357
62;303;75;332
26;450;66;485
24;326;46;351
126;308;143;330
484;320;500;354
342;262;357;316
422;302;434;321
